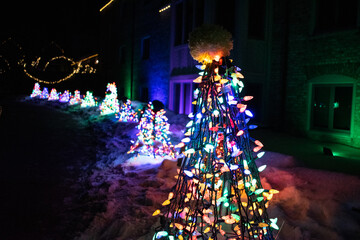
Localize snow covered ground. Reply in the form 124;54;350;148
16;96;360;239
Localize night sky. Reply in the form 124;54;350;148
2;0;100;58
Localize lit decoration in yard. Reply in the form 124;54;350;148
81;91;97;108
154;109;176;158
23;53;98;85
99;82;120;115
69;90;82;105
48;88;59;101
128;102;176;158
117;99;139;122
153;25;278;240
129;102;155;156
159;4;171;13
59;90;70;103
100;0;114;12
39;87;49;99
30;83;42;98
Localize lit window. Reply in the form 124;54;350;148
311;84;353;131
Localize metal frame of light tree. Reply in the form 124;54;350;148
153;58;278;240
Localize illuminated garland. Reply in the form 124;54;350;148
99;82;120;115
23;54;98;84
117;99;139;122
48;88;59;101
81;91;97;108
23;62;78;85
30;83;42;98
100;0;114;12
153;60;278;239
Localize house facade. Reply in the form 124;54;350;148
100;0;360;148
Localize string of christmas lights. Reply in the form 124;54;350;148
99;82;120;115
48;88;60;101
69;90;82;105
30;83;42;98
117;99;139;122
39;87;49;99
128;102;177;158
59;90;71;103
81;91;97;108
152;25;277;240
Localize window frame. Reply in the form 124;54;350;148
307;75;356;137
169;75;195;114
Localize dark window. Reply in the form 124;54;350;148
184;0;194;44
215;0;235;35
142;37;150;60
183;83;191;113
174;2;184;46
174;83;181;113
311;84;352;131
195;0;204;28
248;0;266;40
315;0;358;33
174;0;204;46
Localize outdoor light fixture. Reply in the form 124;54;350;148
323;147;333;156
159;4;171;13
100;0;114;12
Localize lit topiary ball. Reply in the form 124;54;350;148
188;24;233;63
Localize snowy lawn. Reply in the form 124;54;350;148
22;96;360;240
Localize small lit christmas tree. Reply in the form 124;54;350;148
48;88;59;101
59;90;71;103
69;90;82;105
152;25;278;240
128;102;177;159
39;87;49;99
154;109;176;158
99;82;120;115
117;99;139;122
128;102;155;156
81;91;97;108
30;83;41;98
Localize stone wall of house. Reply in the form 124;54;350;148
284;0;360;147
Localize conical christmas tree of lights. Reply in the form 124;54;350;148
59;90;71;103
154;109;176;158
30;83;42;98
48;88;59;101
128;102;156;156
81;91;97;108
39;87;49;99
153;25;278;240
117;99;139;122
69;90;82;105
99;82;120;115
